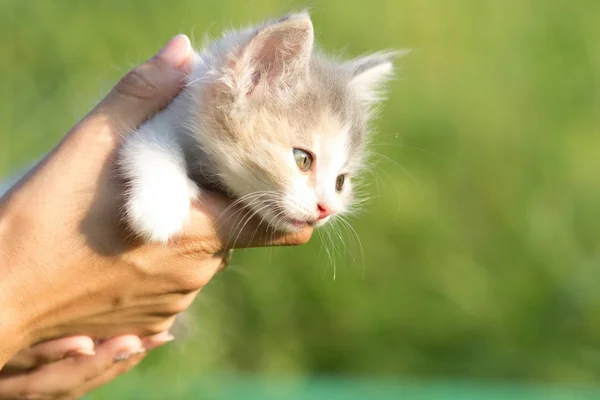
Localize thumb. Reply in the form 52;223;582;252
95;34;194;135
26;34;195;195
181;191;314;253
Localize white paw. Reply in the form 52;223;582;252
124;175;199;243
119;128;200;243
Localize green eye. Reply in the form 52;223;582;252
293;148;313;172
335;174;346;192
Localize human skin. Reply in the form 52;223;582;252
0;335;167;399
0;32;311;383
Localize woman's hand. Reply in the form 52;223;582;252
0;34;311;366
0;334;173;400
2;332;173;373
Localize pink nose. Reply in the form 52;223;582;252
317;204;334;220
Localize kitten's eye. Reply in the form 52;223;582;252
335;174;346;192
293;148;313;172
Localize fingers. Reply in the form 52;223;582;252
2;336;95;373
182;191;313;252
76;331;178;397
0;336;146;399
68;350;145;400
141;331;175;351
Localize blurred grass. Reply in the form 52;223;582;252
3;0;600;397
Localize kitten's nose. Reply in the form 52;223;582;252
317;204;334;220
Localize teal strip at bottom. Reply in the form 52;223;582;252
91;374;600;400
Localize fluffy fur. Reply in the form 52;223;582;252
118;12;398;243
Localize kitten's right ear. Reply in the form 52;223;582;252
347;50;408;104
232;12;314;97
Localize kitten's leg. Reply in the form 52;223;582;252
118;127;199;243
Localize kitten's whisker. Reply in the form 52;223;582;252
225;207;255;250
329;221;350;276
215;200;262;234
213;190;282;250
234;201;280;247
365;151;422;219
363;168;382;203
327;224;338;281
217;192;265;214
338;216;365;278
215;192;278;230
370;141;449;162
370;151;420;189
221;194;278;248
228;202;274;250
248;205;280;247
319;231;336;281
185;75;211;88
329;218;357;267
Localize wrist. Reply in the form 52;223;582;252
0;303;23;369
0;200;38;366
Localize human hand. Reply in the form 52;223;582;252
2;332;173;373
0;333;172;400
0;34;312;365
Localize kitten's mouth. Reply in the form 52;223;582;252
288;219;308;229
262;204;312;231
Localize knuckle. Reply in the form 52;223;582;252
115;64;160;101
166;260;218;292
172;272;206;293
144;317;176;336
167;295;195;315
150;296;193;317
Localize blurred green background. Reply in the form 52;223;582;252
3;0;600;398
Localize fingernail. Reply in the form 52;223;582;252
113;353;131;363
131;348;147;356
65;348;96;358
113;347;146;363
144;332;175;351
156;34;191;69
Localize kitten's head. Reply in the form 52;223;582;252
190;12;398;232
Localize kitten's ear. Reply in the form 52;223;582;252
236;12;314;96
347;50;407;104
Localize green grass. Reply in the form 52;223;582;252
3;0;600;397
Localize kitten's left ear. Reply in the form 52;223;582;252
347;50;408;104
237;12;314;96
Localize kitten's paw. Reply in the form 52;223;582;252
119;126;200;243
124;176;200;243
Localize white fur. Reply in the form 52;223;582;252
118;103;199;243
280;122;351;228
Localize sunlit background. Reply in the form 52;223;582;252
3;0;600;398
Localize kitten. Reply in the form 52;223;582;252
118;12;398;243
